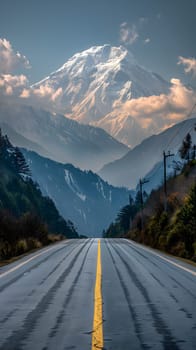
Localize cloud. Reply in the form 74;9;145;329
0;74;28;96
178;56;196;76
120;18;149;47
32;84;63;102
110;78;196;136
0;72;63;113
20;88;30;98
121;78;195;129
96;79;196;147
0;73;63;110
0;38;30;98
0;38;31;73
0;37;62;107
120;22;139;45
144;38;151;44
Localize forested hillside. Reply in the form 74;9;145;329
104;159;196;261
0;129;78;260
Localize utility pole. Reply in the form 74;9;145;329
163;151;174;212
139;178;149;231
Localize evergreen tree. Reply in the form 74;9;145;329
14;147;31;176
104;195;139;238
0;129;7;157
179;133;192;160
169;184;196;258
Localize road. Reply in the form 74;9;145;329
0;239;195;350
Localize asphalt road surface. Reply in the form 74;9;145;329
0;238;195;350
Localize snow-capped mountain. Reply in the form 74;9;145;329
33;45;170;147
99;118;196;189
22;149;131;236
0;100;128;171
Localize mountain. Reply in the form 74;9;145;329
0;100;128;171
0;130;78;240
33;44;170;147
99;118;196;189
22;149;131;237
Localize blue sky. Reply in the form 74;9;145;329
0;0;196;84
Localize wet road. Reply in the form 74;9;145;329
0;239;195;350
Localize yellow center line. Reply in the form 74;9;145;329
92;239;104;350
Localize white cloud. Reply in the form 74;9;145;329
96;79;196;147
120;22;139;45
0;71;63;110
178;56;196;76
0;38;62;108
0;38;31;73
120;78;195;130
144;38;151;44
20;88;30;98
0;74;28;96
32;84;63;102
0;74;28;86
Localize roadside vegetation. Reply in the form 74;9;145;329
0;129;78;261
104;133;196;262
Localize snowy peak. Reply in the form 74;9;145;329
37;44;136;95
57;45;135;72
33;44;170;145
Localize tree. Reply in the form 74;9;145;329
0;129;7;158
14;147;31;176
168;184;196;259
179;133;192;160
117;205;133;232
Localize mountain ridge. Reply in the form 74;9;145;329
0;99;128;171
99;118;196;188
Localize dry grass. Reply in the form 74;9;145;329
0;234;65;267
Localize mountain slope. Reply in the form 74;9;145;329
99;118;196;188
0;131;78;239
130;162;196;261
103;159;196;261
0;100;128;171
22;149;131;237
33;44;170;147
